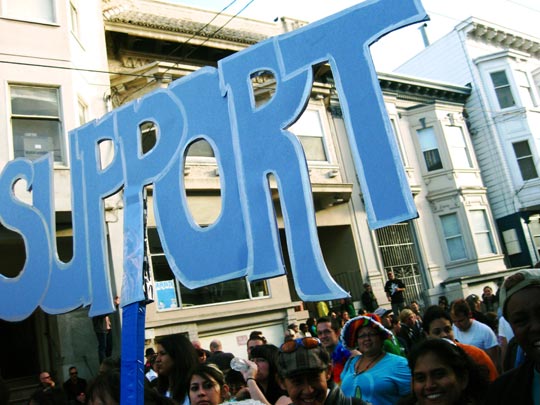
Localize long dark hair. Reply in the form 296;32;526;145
156;334;199;402
249;344;286;405
405;339;489;404
188;364;228;403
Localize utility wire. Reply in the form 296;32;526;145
0;59;155;79
118;0;257;104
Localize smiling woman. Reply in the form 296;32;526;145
341;315;411;405
398;339;489;405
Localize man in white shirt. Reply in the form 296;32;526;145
450;298;499;369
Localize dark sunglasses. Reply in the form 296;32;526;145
280;337;321;353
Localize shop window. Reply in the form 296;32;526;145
10;85;65;163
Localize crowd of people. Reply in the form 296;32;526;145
9;268;539;405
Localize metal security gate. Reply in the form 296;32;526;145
375;222;425;306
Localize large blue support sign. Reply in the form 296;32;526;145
0;0;427;403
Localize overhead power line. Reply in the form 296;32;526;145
0;59;155;79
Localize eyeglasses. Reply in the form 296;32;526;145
70;372;78;376
356;332;379;340
280;337;321;353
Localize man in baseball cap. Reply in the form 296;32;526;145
277;337;368;405
485;269;540;404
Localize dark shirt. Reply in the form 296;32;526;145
361;291;378;313
398;323;424;353
62;378;87;402
384;279;405;304
207;351;234;372
485;359;535;405
30;384;67;405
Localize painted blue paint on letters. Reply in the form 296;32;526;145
0;0;426;322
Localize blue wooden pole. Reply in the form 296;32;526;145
120;301;146;404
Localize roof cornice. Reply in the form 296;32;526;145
458;17;540;58
378;72;471;103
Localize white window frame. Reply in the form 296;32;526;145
390;117;409;167
490;70;516;110
289;106;331;163
417;126;443;172
2;0;57;24
445;125;473;169
440;213;468;262
512;140;539;181
77;97;87;126
515;70;536;108
469;209;496;256
69;0;80;40
10;84;66;164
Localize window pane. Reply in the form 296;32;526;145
250;280;270;297
417;127;438;150
513;141;539;181
11;86;59;116
495;87;516;109
516;71;535;107
446;126;472;168
290;110;324;136
423;149;443;171
147;227;267;309
418;127;443;171
513;140;532;157
441;214;460;237
490;71;515;109
447;237;467;261
470;210;495;255
179;278;249;306
517;159;538;180
441;214;467;261
5;0;55;23
289;109;327;161
491;71;509;87
152;256;180;310
298;136;327;161
12;118;63;162
187;139;215;157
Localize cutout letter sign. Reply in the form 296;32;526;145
0;0;426;402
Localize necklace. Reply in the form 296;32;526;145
354;352;384;374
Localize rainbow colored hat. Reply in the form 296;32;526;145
340;314;393;350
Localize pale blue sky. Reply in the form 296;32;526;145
165;0;540;71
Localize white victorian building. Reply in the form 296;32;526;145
397;17;540;269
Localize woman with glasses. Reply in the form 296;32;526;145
188;364;230;405
155;334;199;404
340;315;411;405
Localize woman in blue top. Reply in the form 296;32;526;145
340;314;411;405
